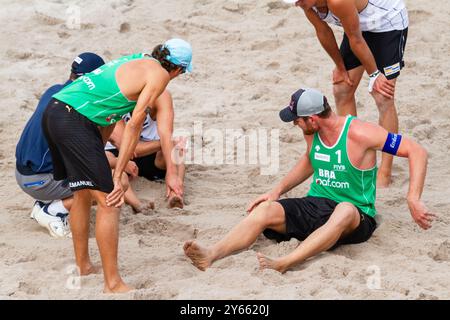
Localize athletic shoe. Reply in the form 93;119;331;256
30;201;44;219
33;202;72;239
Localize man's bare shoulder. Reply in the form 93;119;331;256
143;61;168;78
349;118;387;150
349;118;381;141
328;0;355;16
327;0;347;9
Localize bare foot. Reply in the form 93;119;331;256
377;172;392;188
256;252;287;274
132;200;155;214
103;280;134;294
79;263;101;276
183;240;213;271
168;195;184;209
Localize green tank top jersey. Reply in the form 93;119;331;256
307;116;377;217
53;53;152;127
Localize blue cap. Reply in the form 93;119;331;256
163;38;193;73
71;52;105;75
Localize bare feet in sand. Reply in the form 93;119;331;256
79;263;101;276
132;200;155;215
256;252;287;274
183;240;213;271
103;281;134;294
168;195;184;209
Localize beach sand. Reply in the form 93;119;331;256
0;0;449;299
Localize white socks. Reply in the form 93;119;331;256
47;200;69;216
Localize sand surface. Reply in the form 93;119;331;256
0;0;449;299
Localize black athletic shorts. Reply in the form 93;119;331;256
263;196;377;248
42;98;114;193
107;149;166;181
340;28;408;80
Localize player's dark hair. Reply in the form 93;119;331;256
151;44;182;73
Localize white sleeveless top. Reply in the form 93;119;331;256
314;0;408;33
104;113;159;151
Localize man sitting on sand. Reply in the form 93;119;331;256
15;52;105;238
107;90;187;209
184;88;434;273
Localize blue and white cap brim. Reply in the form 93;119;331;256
279;106;298;122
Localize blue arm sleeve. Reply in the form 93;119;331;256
382;133;402;155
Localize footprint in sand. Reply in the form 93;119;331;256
251;40;280;51
135;279;154;290
383;196;405;207
57;32;71;39
133;218;195;241
133;288;178;300
412;124;437;140
266;1;291;13
6;50;33;61
196;227;227;241
272;18;287;29
428;240;450;262
18;282;41;296
250;93;263;101
4;253;37;266
34;11;64;26
119;22;131;33
111;0;135;10
222;3;244;14
266;62;280;70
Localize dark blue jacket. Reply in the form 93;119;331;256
15;80;71;175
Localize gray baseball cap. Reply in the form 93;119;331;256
279;88;326;122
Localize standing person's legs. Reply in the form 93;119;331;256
184;201;286;270
371;80;398;187
333;66;365;117
70;189;97;275
61;197;73;211
357;29;406;187
90;190;131;293
42;99;130;292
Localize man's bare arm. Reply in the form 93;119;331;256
271;152;314;197
304;8;347;71
328;0;378;75
357;121;434;230
106;70;169;207
133;140;161;158
154;90;183;197
247;136;314;212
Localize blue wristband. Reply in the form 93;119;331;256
382;133;402;155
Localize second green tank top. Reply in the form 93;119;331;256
53;53;152;126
